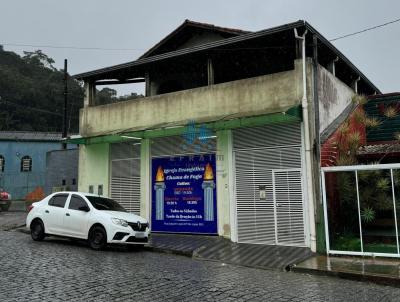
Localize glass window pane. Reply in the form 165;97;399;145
48;194;68;208
358;169;397;254
325;171;361;252
69;195;87;211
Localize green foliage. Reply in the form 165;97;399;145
96;88;143;105
0;48;83;132
361;207;375;223
332;234;361;251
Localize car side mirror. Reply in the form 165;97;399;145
79;205;90;212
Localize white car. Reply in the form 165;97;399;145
26;192;150;250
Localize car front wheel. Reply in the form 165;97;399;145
30;220;45;241
88;226;107;250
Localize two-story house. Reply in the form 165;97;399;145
70;20;380;252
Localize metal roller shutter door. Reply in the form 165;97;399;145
151;135;216;157
233;123;306;246
110;143;141;214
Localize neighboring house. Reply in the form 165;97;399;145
321;92;400;166
70;20;380;253
0;131;76;200
358;92;400;163
45;148;79;194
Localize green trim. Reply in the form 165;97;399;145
67;105;302;145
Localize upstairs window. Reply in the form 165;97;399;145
21;156;32;172
0;155;4;172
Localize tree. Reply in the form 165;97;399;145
22;50;56;70
0;49;84;132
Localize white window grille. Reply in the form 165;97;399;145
21;156;32;172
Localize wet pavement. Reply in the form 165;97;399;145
150;233;313;270
0;211;26;230
293;255;400;287
1;230;400;301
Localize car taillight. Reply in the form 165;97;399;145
27;205;34;213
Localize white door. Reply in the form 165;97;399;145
273;169;305;246
44;193;69;235
63;194;91;238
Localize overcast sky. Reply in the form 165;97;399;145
1;0;399;95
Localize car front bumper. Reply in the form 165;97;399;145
108;225;151;245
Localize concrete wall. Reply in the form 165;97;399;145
78;143;109;196
45;149;78;194
318;64;355;133
0;141;63;199
80;64;304;137
216;129;234;238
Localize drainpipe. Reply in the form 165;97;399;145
294;28;317;252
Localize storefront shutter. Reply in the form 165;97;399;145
233;123;306;246
110;143;141;214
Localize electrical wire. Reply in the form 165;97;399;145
0;99;78;119
2;17;399;52
329;17;400;42
0;43;145;52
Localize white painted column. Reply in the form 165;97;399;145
216;129;234;239
140;139;151;222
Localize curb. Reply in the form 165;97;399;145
3;224;26;232
145;245;193;257
291;266;400;288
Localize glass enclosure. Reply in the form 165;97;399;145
323;165;400;257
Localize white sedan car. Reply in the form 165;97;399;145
26;192;150;250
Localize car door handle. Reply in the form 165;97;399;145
66;213;70;216
45;210;49;213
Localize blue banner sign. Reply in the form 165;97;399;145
151;154;217;234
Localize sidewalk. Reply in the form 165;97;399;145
0;211;27;231
292;255;400;287
149;233;313;271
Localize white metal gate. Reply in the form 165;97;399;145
233;123;306;246
110;142;141;214
273;169;305;245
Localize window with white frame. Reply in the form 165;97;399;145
20;156;32;172
0;155;4;172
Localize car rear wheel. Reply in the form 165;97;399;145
30;220;45;241
88;226;107;250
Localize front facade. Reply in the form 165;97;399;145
72;20;379;252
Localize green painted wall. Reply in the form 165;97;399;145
78;143;110;196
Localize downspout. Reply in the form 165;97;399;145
294;28;317;252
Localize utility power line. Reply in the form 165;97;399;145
0;43;145;52
330;17;400;41
0;99;78;119
1;17;399;52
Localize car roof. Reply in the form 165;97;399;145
50;191;107;198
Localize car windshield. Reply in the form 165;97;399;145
85;196;126;212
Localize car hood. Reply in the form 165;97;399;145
100;211;148;223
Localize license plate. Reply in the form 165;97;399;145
136;232;145;238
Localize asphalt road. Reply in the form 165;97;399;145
1;231;400;301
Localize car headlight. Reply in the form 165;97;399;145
111;218;128;227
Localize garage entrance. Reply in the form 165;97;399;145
233;123;307;246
